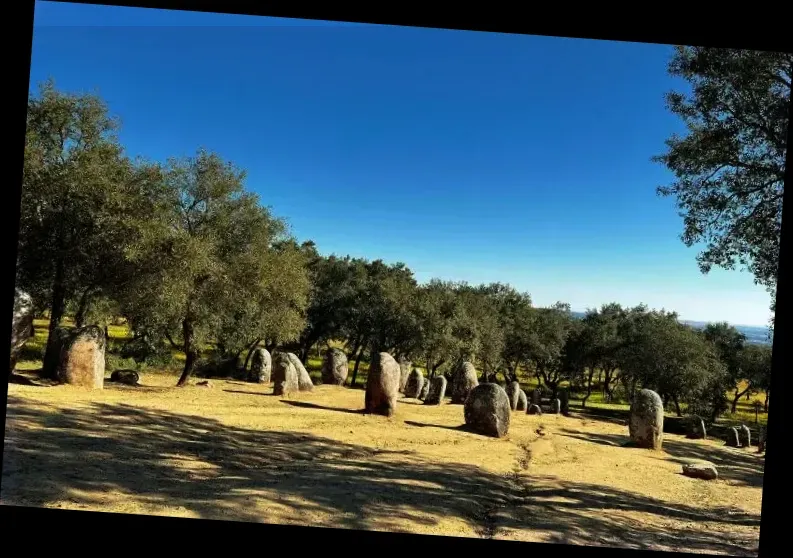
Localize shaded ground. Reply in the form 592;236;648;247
3;371;763;555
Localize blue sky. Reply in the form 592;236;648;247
28;2;774;326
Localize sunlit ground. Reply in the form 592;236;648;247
3;367;763;556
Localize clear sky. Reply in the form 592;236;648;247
28;1;775;327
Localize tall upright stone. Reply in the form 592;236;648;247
322;348;348;386
286;352;313;392
404;369;425;399
686;415;707;439
738;424;752;447
424;375;447;405
450;361;479;404
10;288;34;375
464;383;511;438
516;390;528;411
726;427;741;447
531;388;543;406
365;352;400;417
628;389;664;450
551;398;561;414
505;381;521;411
559;389;570;415
758;426;766;453
57;326;106;389
272;352;299;396
398;359;412;393
419;381;429;400
249;348;272;383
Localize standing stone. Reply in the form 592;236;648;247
628;389;664;450
57;325;105;389
286;352;313;392
404;368;425;398
559;389;570;415
249;348;272;383
450;361;479;404
10;289;35;375
531;388;542;406
738;424;752;447
321;348;348;386
424;375;447;405
528;404;542;415
686;415;707;439
726;427;741;447
463;383;511;438
682;463;719;481
551;398;561;414
516;390;528;411
505;381;521;411
419;381;429;400
398;359;412;393
272;352;299;396
365;352;400;417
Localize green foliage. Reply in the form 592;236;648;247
655;47;790;322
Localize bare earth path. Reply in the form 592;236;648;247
2;374;763;555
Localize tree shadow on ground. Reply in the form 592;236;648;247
222;389;278;397
557;428;765;489
2;395;760;556
280;400;365;415
403;420;469;433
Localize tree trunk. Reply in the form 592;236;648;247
764;390;769;413
42;256;68;380
176;318;197;387
74;286;94;329
731;385;751;414
581;367;595;409
673;395;682;417
242;338;263;372
350;348;365;387
603;369;615;401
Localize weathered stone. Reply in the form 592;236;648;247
196;380;213;388
516;390;528;411
424;375;447;405
286;352;313;392
365;352;400;417
57;325;105;389
531;388;543;406
321;348;347;386
628;389;664;450
738;424;752;447
551;398;561;414
528;404;542;415
463;383;511;438
249;348;272;383
682;463;718;481
398;359;412;393
758;427;766;453
505;381;521;411
419;380;429;400
559;389;570;415
110;369;140;386
726;427;741;447
272;352;299;396
404;369;425;398
450;361;479;404
686;415;707;439
10;289;34;374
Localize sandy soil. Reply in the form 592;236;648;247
2;373;763;555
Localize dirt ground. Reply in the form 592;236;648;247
2;372;763;556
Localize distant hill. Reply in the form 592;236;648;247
568;311;772;345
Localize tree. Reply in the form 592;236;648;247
654;47;790;323
733;343;773;414
21;80;142;378
413;280;468;379
119;148;299;387
526;303;575;399
701;322;748;413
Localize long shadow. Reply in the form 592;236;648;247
280;400;365;415
223;389;278;397
403;420;468;433
2;395;761;556
558;428;765;489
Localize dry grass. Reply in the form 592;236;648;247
2;369;763;555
